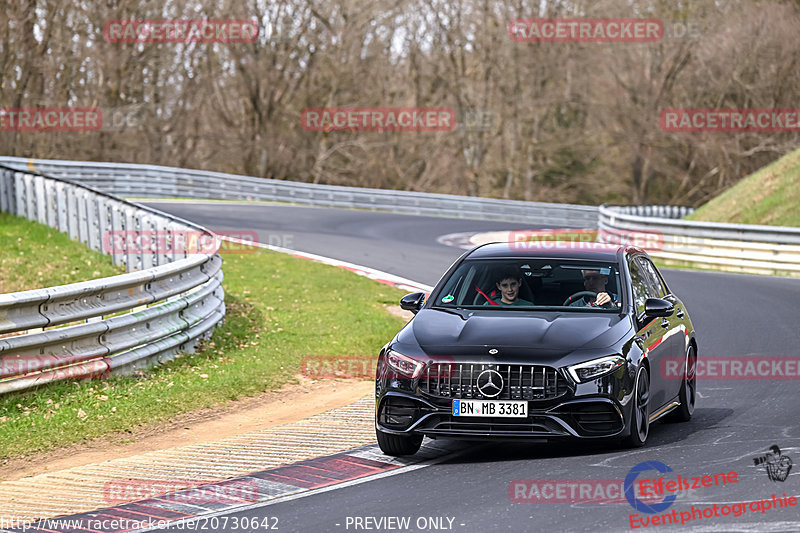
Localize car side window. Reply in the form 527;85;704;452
637;257;668;298
627;258;649;319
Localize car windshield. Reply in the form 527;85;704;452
433;258;622;311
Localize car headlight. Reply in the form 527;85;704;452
386;350;425;379
567;355;626;383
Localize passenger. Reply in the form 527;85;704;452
569;269;619;307
484;268;534;307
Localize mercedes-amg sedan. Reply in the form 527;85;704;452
375;242;697;456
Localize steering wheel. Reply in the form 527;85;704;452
563;290;600;307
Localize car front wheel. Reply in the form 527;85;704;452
624;366;650;448
376;428;423;456
668;345;697;422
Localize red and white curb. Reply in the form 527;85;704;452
5;442;465;533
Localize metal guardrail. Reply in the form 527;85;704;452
0;165;225;395
0;157;600;228
599;205;800;276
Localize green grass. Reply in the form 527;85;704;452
0;212;124;293
685;147;800;227
0;248;406;463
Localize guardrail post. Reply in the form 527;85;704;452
168;221;186;261
123;205;141;272
0;169;10;213
33;175;47;224
66;184;79;240
139;211;155;270
77;189;90;245
23;172;36;220
110;203;125;268
86;192;101;252
97;196;112;256
13;172;25;217
55;181;69;232
44;179;57;227
153;217;169;266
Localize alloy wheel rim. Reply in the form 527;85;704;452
635;369;650;441
685;349;697;414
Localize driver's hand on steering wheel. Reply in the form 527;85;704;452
594;292;612;306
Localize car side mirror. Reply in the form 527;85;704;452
400;292;426;314
644;298;674;318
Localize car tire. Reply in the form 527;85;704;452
376;428;423;456
667;345;697;422
624;366;650;448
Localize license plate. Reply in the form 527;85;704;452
452;399;527;418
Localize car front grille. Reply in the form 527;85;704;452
420;363;569;401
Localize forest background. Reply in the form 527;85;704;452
2;0;799;206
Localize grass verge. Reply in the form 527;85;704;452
0;247;406;462
0;212;124;293
685;147;800;227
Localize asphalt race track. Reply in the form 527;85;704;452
143;201;800;533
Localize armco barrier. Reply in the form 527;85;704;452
599;205;800;276
0;165;225;395
0;157;599;227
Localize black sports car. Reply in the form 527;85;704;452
375;242;697;456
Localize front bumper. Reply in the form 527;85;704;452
375;360;635;440
376;392;626;439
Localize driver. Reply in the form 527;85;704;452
484;268;534;307
569;269;619;307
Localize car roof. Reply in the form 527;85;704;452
465;241;644;262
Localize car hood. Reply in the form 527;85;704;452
398;308;631;361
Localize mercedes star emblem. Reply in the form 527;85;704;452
476;369;503;398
